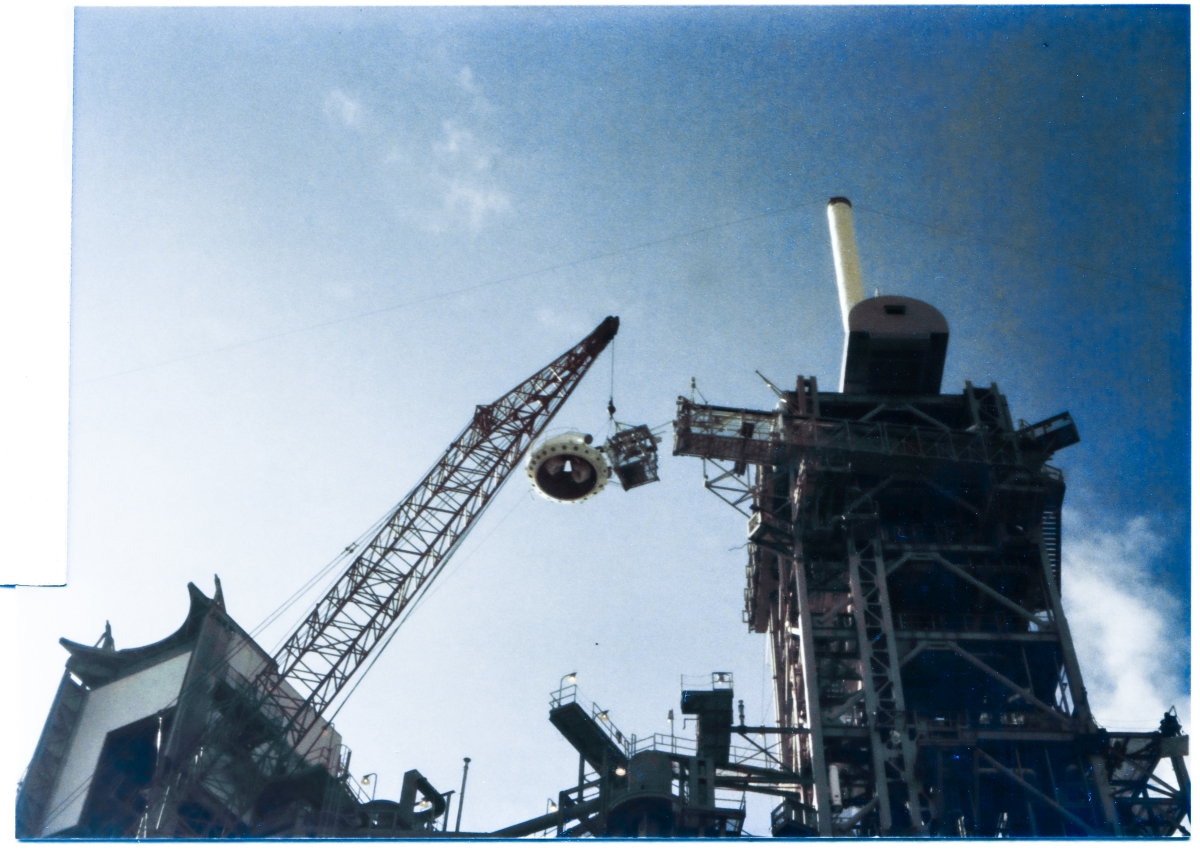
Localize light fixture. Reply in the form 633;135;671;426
567;673;577;684
417;799;432;811
614;766;627;777
598;711;609;722
360;772;379;802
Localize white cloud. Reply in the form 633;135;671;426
535;308;590;339
381;69;511;232
1060;511;1189;732
436;122;494;171
323;88;361;128
421;120;510;231
442;180;510;228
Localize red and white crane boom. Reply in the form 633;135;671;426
145;316;618;837
273;315;619;738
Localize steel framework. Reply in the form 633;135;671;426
674;377;1189;837
274;315;620;737
137;316;620;837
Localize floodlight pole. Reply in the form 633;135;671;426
455;757;471;833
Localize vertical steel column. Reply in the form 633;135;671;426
845;535;894;834
791;552;833;836
845;530;926;835
1034;530;1121;833
773;555;797;773
868;535;926;833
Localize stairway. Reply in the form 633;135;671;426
550;702;628;772
1041;508;1061;591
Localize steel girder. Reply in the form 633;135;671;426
672;377;1184;837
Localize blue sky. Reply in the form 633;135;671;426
8;5;1190;836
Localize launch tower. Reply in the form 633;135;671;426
672;198;1189;837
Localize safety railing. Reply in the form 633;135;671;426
548;682;578;710
626;731;783;771
681;672;734;691
344;764;372;805
785;416;1023;467
714;789;748;812
552;678;783;768
627;733;697;758
549;683;632;750
674;398;1051;470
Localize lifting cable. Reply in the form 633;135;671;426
78;199;827;386
854;204;1185;298
76;196;1178;388
606;338;617;431
91;507;402;784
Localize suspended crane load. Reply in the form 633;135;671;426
525;424;663;502
527;432;611;502
18;316;620;839
526;325;662;500
604;425;662;491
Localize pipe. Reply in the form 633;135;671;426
399;769;446;820
827;197;865;333
489;798;602;838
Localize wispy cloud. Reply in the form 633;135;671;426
424;118;510;232
323;88;362;128
379;66;512;233
1060;511;1189;732
536;307;591;339
457;66;476;94
436;122;494;171
442;179;510;228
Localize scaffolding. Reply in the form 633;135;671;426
674;379;1189;837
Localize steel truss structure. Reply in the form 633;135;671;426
134;317;620;838
675;378;1189;837
498;676;810;838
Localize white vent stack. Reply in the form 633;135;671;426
827;197;865;333
827;195;951;396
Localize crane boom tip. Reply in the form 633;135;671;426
583;316;619;354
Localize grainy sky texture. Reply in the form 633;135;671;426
9;5;1191;836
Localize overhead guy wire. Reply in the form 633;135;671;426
75;197;1178;388
854;204;1186;298
75;199;828;386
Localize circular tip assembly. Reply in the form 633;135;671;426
526;432;610;503
829;196;852;207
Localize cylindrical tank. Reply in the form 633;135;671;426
607;752;677;837
827;197;865;334
842;295;950;396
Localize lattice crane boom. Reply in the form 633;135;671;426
272;315;619;739
139;317;618;839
